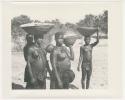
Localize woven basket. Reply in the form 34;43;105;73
64;36;78;46
20;22;54;35
46;44;54;53
77;27;98;36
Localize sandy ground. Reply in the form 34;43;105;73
12;39;108;89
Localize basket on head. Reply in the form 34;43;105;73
64;35;79;46
20;22;54;35
77;27;98;37
46;44;55;53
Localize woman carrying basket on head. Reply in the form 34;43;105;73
50;32;75;89
24;34;48;89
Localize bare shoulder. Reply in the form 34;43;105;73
27;45;35;54
23;45;27;51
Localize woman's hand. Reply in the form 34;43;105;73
65;45;74;60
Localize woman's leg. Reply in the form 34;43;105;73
26;82;34;89
63;79;69;89
50;79;56;89
62;72;70;89
50;71;56;89
26;82;30;89
37;80;46;89
86;68;92;89
81;67;86;89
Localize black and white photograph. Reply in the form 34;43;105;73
1;1;122;97
11;3;108;90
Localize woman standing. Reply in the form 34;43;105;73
50;32;75;89
24;34;47;89
23;34;34;87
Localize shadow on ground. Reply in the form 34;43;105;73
12;83;25;89
12;82;78;89
69;84;79;89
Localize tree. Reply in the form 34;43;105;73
77;14;97;27
101;10;108;34
11;15;32;26
76;10;108;34
11;15;32;39
11;15;33;51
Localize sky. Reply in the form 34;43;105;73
8;2;107;24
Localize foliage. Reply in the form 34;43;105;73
11;15;33;51
11;15;32;39
11;11;108;51
77;10;108;34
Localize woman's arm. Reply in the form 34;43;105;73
91;31;99;47
46;60;52;76
27;48;35;83
77;47;83;71
23;46;27;61
69;46;74;60
63;46;74;60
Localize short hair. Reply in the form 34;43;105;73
55;32;64;39
84;36;91;39
26;34;33;41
